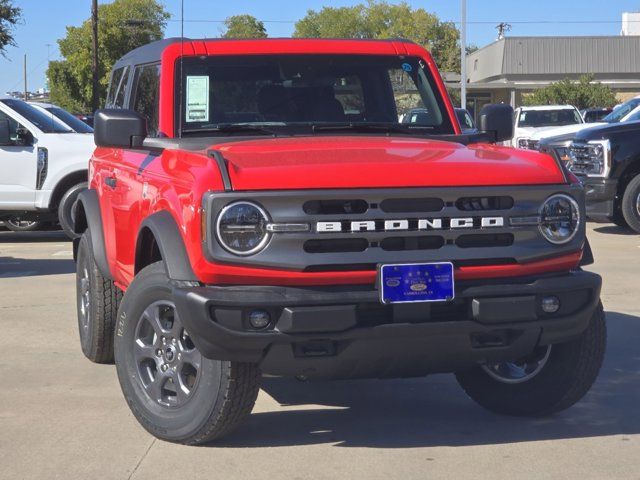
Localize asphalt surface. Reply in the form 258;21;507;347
0;224;638;480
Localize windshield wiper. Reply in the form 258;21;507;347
311;123;434;134
182;123;284;136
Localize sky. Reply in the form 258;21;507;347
2;0;640;94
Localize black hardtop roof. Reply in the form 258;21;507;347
111;37;417;70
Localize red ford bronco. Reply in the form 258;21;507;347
73;38;605;445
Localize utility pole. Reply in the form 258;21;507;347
496;22;511;41
460;0;467;110
23;54;27;101
91;0;99;112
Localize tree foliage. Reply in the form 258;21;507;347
222;15;267;39
48;0;169;112
523;75;618;110
0;0;21;57
293;0;461;73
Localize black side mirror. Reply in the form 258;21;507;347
0;119;11;146
479;104;514;143
15;126;33;146
94;109;147;148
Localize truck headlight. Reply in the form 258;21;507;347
539;194;581;245
215;201;270;255
568;140;611;177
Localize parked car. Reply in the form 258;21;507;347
75;114;94;127
529;96;640;146
539;119;640;232
512;105;583;148
72;38;604;445
0;97;94;237
455;108;478;134
581;108;613;123
29;102;94;134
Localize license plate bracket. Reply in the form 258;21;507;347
379;262;455;305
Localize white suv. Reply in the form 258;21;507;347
29;102;94;135
512;105;583;148
0;97;94;237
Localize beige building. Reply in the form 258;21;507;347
452;36;640;120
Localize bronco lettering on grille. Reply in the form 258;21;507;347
316;217;504;233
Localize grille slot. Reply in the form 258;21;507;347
379;197;444;213
455;234;514;248
380;236;444;251
304;238;368;254
456;196;514;211
303;199;368;215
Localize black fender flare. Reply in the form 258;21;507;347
136;210;198;282
72;189;112;279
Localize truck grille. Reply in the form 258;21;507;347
203;185;584;271
518;139;540;151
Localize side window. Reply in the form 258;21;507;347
133;64;161;137
0;110;21;142
114;66;131;108
105;68;124;107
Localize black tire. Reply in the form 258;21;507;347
611;209;629;229
76;230;122;363
4;217;42;232
58;182;87;239
621;174;640;233
114;262;260;444
456;303;606;417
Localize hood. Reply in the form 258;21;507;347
530;122;603;141
40;132;96;165
215;136;565;190
575;120;640;141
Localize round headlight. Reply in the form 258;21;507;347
216;201;270;255
539;194;580;245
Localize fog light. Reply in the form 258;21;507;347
248;309;271;329
541;296;561;314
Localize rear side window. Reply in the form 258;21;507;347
106;66;131;108
133;64;161;137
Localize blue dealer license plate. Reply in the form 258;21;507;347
379;262;455;304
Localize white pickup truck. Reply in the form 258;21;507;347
512;105;584;148
0;97;94;237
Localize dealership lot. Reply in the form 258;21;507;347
0;225;638;480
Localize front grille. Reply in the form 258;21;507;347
518;138;540;150
456;196;514;211
203;185;585;271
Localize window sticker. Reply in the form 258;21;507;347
186;76;209;123
401;63;413;73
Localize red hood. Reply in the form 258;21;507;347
215;136;564;190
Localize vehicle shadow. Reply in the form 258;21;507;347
593;225;637;236
216;310;640;448
0;256;75;277
0;230;69;243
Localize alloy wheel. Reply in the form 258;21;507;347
481;345;552;384
133;301;202;408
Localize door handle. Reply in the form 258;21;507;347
104;176;117;189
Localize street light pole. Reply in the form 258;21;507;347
460;0;467;110
91;0;99;113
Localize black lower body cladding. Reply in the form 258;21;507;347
581;177;618;222
172;270;602;380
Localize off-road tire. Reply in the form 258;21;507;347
58;182;87;239
621;174;640;233
76;230;122;363
456;303;606;417
114;262;261;444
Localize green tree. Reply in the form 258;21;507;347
294;0;461;73
0;0;21;57
523;75;618;110
222;14;267;39
48;0;169;112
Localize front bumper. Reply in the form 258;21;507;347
578;176;618;221
173;271;602;379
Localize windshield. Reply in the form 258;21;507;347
517;109;582;128
603;98;640;123
176;54;454;135
0;99;72;133
45;106;93;133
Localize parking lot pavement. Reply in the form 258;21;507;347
0;225;639;480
